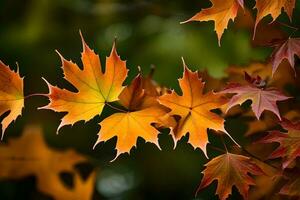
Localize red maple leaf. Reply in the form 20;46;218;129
270;38;300;76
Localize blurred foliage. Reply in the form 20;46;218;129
0;0;300;199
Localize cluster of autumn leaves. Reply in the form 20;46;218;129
0;0;300;199
183;0;295;45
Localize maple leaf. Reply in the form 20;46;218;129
95;74;172;160
0;60;24;139
270;38;300;76
258;119;300;169
158;59;236;157
254;0;295;34
196;153;263;200
0;126;95;200
220;73;290;120
41;32;128;133
181;0;244;45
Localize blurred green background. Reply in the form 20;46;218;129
0;0;299;199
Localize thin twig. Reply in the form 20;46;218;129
220;134;228;153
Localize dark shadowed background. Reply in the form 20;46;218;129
0;0;300;199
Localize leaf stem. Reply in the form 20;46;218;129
277;21;299;31
276;21;299;38
105;102;127;113
24;93;48;99
220;134;228;153
207;144;226;153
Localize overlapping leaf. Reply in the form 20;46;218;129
258;119;300;168
158;60;235;156
270;38;300;76
182;0;244;45
196;153;263;200
41;33;128;132
220;74;290;119
95;74;174;160
0;61;24;139
254;0;295;33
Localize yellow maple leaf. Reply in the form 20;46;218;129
41;32;128;133
0;61;24;139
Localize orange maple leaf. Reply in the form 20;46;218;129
0;61;24;139
182;0;244;45
196;153;263;200
95;74;172;160
41;33;128;133
158;59;236;157
254;0;295;34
